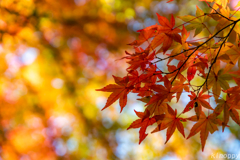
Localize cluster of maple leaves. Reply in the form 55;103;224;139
97;0;240;151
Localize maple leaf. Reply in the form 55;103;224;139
223;86;240;107
178;6;209;36
223;85;240;109
134;86;153;97
167;26;190;64
193;57;209;76
127;109;164;144
199;0;229;8
224;43;240;71
147;77;174;106
203;68;232;101
128;24;159;46
187;112;222;151
97;0;240;152
126;47;154;71
151;104;186;143
151;14;182;53
139;64;162;84
214;99;240;131
183;91;213;119
177;50;208;82
171;74;189;102
138;96;169;116
187;66;197;81
127;70;141;87
96;76;133;112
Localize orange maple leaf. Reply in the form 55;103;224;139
127;110;164;144
151;104;186;143
187;112;222;151
183;91;213;119
214;99;240;131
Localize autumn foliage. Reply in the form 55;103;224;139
97;0;240;151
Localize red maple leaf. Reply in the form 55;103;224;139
147;77;174;105
128;24;159;46
151;14;182;53
187;66;197;81
151;104;186;143
127;110;164;144
96;0;240;152
96;76;133;112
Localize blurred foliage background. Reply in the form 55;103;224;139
0;0;240;160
